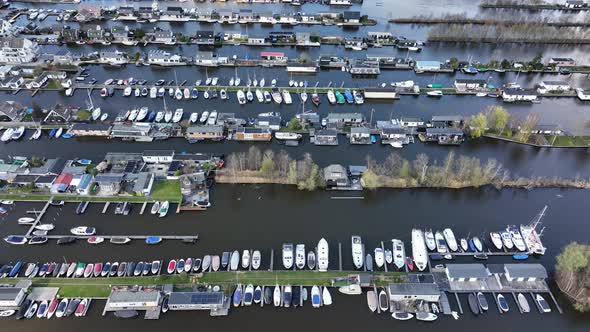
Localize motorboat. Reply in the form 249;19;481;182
1;128;14;142
150;202;160;215
221;252;230;269
0;309;15;317
47;298;59;318
273;285;281;307
327;89;336;104
411;229;428;271
282;90;293;104
28;236;48;245
251;250;261;270
237;90;246;104
490;232;503;250
199;111;209;124
211;255;220;271
468;293;479;315
241;250;250;269
176;259;185;274
392;239;405;269
184;258;193;273
271;88;283;104
114;310;138;318
87;236;104;244
353;90;364;104
295;244;305;269
443;228;458;251
128;108;139;121
416;312;438;322
367;291;377;312
230;250;239;271
30;128;42;140
159;201;169;217
391;312;414;320
435;231;447;253
500;231;514;250
233;284;243;307
151;260;161;274
70;226;96;236
18;217;36;225
246;90;254;102
536;294;551;313
311;285;321;308
183;88;190;99
74;299;88;317
460;238;469;252
164;110;173;122
211;77;218;85
145;236;162;245
191;88;198;99
351;236;364;269
264;287;273;305
317;238;329;271
74;262;86;278
283;285;292;308
24;263;37;277
102;262;112;277
508;225;527;251
378;289;388;312
427;90;443;97
55;298;68;318
307;251;316;270
374;248;385;268
175;88;183;100
167;260;176;274
477;292;488;311
322;287;332;306
84;263;94;278
472;237;483;252
424;230;436;251
172;108;183;123
311;93;321;106
263;91;272;103
497;294;509;313
94;263;103;277
244;284;254;306
155;111;164;122
4;235;27;245
517;293;530;313
110;237;131;245
366;254;373;271
189;112;199;123
282;243;294;269
207;111;218;125
66;262;77;278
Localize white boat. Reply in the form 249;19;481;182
366;291;377;312
517;293;530;313
155;111;164;122
35;224;54;231
374;248;385;268
509;226;527;251
263;91;272;103
327;90;336;104
150;202;160;215
91;108;101;121
255;89;264;103
189;112;199;123
0;310;15;317
70;226;96;236
339;284;362;295
282;90;292;104
353;90;364;104
230;250;239;271
175;88;183;100
30;128;42;140
271;79;277;87
490;232;503;250
392;239;405;269
1;128;14;142
211;77;218;85
472;237;483;252
295;244;305;269
427;90;443;97
241;249;250;269
136;107;148;121
159;201;169;217
460;238;469;252
392;312;414;321
424;230;436;251
274;132;302;140
135;88;141;97
172;108;183;123
416;312;438;322
351;235;364;269
164;110;173;123
199;111;209;124
500;231;514;249
251;250;261;270
183;88;190;99
246;90;253;102
243;284;254;306
229;77;235;86
435;231;447;253
378;289;388;312
322;287;332;305
237;90;246;104
443;228;458;251
411;229;428;271
128;109;139;121
317;238;329;272
282;243;294;269
55;299;68;318
259;78;265;87
385;250;393;265
100;113;108;121
273;285;281;307
536;294;551;313
311;285;321;308
207;111;218;125
235;77;241;86
123;86;132;96
18;217;36;225
8;127;22;140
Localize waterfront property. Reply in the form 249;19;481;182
0;287;26;309
168;291;225;311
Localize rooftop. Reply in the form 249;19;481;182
446;264;490;279
504;264;548;279
388;283;440;296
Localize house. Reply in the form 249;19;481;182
415;60;441;72
400;117;424;127
168;292;224;311
387;283;440;302
260;51;287;61
314;129;338;145
11;174;38;186
504;264;548;282
43;105;72;124
86;27;104;41
164;6;185;17
255;115;281;131
100;51;128;65
238;9;255;22
133;172;154;196
446;264;490;282
295;32;311;46
0;288;26;308
147;50;183;66
117;6;135;17
0;19;14;37
142;150;174;163
380;127;407;145
565;0;586;8
0;37;39;64
60;27;79;42
51;172;73;193
368;31;393;41
75;6;102;22
94;173;125;195
350;127;371;144
105;290;162;311
425;128;464;145
110;26;129;41
0;76;23;89
247;37;267;45
69;123;111;137
110;122;154;141
52;50;73;65
431;115;464;128
323;164;349;188
218;11;238;23
548;57;575;66
502;88;538;102
194;51;222;66
454;79;487;92
76;174;94;195
185;125;225;142
342;11;361;24
329;0;352;5
154;29;174;44
363;87;396;99
0;100;25;122
325;113;364;127
29;158;66;176
269;31;295;43
538;80;570;93
35;175;57;189
296;112;321;128
531;124;563;135
195;31;215;45
234;127;272;141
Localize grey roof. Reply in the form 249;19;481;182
326;113;364;121
12;174;38;183
388;283;440;296
504;264;548;279
168;292;224;305
70;123;111;131
0;288;24;300
446;264;490;279
108;290;160;303
95;173;125;183
363;87;396;93
455;79;486;84
343;11;361;20
237;127;270;134
143;150;174;157
186;125;223;134
504;88;537;96
316;129;338;136
133;172;153;192
35;175;57;184
350;127;370;134
29;158;66;175
426;128;464;135
432;115;463;122
381;127;406;135
173;153;212;161
541;80;569;85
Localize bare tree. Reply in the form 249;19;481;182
413;153;429;184
247;146;262;170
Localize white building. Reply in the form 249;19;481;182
446;264;490;282
142;150;174;163
0;38;39;64
329;0;352;5
502;88;538;102
147;50;183;66
387;283;440;302
0;20;14;37
504;264;548;282
0;288;26;308
99;51;128;65
538;80;570;93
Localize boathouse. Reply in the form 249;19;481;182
194;51;224;66
415;60;441;72
0;287;26;309
502;88;538;102
185;125;225;142
142;150;174;164
504;264;548;282
195;31;215;45
445;264;490;282
69;123;111;137
324;164;350;188
454;79;487;92
380;127;407;145
424;128;464;145
400;117;424;127
260;51;286;61
325;113;364;127
168;292;224;311
387;283;440;302
104;289;162;311
35;175;56;189
538;80;570;93
255;115;282;131
234;127;272;141
363;87;396;99
548;57;575;66
430;115;463;128
350;127;371;144
314;129;339;145
342;11;361;24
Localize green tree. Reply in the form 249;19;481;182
470;113;487;138
286;117;302;131
29;156;43;167
556;242;590;312
448;57;458;69
260;155;276;178
488;106;510;134
361;170;380;189
501;59;511;69
399;160;410;178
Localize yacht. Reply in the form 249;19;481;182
9;127;24;140
199;111;209;124
282;243;294;269
263;91;272;103
351;235;364;269
307;251;316;270
424;230;436;251
237;90;246;104
317;238;329;271
251;250;261;270
255;89;264;103
500;231;514;250
207;111;218;125
353;90;364;104
241;250;250;269
327;89;336;104
189;112;199;123
271;88;283;104
490;232;503;250
435;231;447;253
295;244;305;269
508;225;527;251
273;285;281;307
311;286;321;308
164;110;173;122
411;229;428;271
392;239;405;269
443;228;458;251
136;107;148;121
155;111;164;122
172;108;184;123
70;226;96;236
282;90;292;104
244;284;254;306
374;248;385;268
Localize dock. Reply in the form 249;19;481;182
453;292;463;314
43;234;199;241
269;249;274;272
139;202;147;215
381;241;388;272
25;199;53;238
338;242;343;272
102;202;110;214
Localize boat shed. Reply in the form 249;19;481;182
313;129;338;146
69;123;111;137
0;287;26;309
445;264;490;282
168;292;224;311
363;87;397;99
142;150;174;164
387;283;440;302
323;164;350;188
504;264;548;282
104;289;162;311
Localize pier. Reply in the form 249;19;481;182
25;199;53;238
43;234;199;241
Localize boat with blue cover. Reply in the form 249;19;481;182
344;90;354;103
145;236;162;245
233;284;243;307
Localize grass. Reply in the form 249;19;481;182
546;135;590;147
75;109;92;121
151;180;182;202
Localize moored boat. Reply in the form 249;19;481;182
497;294;509;313
411;229;428;271
317;238;329;272
307;251;316;270
351;235;364;269
517;293;530;313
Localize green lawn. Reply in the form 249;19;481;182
151;180;182;202
547;135;590;147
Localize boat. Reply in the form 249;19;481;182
47;298;59;318
411;229;428;271
174;88;183;100
443;228;458;251
150;202;160;215
176;259;185;274
145;236;162;245
241;250;250;269
517;293;530;313
282;90;292;104
87;236;104;244
293;244;305;269
211;255;220;271
351;236;364;269
365;254;373;271
167;260;176;274
0;309;15;317
424;230;436;251
18;217;35;224
317;238;329;271
406;256;414;271
366;291;377;312
155;111;164;122
189;112;199;124
233;284;243;307
500;231;514;250
416;312;438;322
263;90;272;103
472;237;483;252
251;250;261;270
230;250;239;270
497;294;509;313
513;253;529;260
54;128;63;139
490;232;503;250
24;263;37;277
159;201;169;217
335;91;345;104
136;107;148;121
70;226;96;236
476;292;488;311
468;293;480;315
24;301;38;319
264;287;273;305
114;310;138;319
378;289;388;311
374;248;385;268
84;263;94;278
30;128;42;140
221;252;230;269
383;250;393;265
460;238;469;252
191;88;198;99
282;243;293;269
244;284;254;306
283;285;292;307
110;237;131;245
392;239;406;269
237;90;246;104
508;225;527;251
172;109;184;123
327;89;337;104
102;262;112;277
94;263;103;277
202;255;211;272
536;294;551;313
273;285;282;307
66;262;77;278
164;110;173;123
74;262;86;278
4;235;27;245
427;90;443;97
435;231;447;253
57;236;76;245
307;251;316;270
55;298;68;318
74;298;88;317
392;312;414;321
271;88;283;104
28;236;48;245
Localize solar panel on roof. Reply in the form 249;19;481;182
124;160;137;173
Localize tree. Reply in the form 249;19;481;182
247;146;262;170
361;170;380;189
501;59;511;69
286;117;302;131
399;160;410;178
516;113;540;143
260;154;276;178
448;57;458;69
470;113;488;138
28;156;43;167
413;154;429;184
556;242;590;312
487;106;510;134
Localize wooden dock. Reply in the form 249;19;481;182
102;202;110;214
338;242;343;272
43;234;199;241
25;199;53;238
139;202;147;215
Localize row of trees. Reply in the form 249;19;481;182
556;242;590;312
468;106;543;144
362;151;507;189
